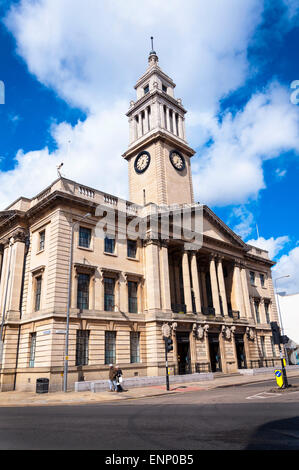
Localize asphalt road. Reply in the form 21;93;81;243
0;378;298;450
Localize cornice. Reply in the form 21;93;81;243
127;89;186;117
122;129;195;160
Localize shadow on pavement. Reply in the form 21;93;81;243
246;416;299;450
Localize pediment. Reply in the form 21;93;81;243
203;206;246;249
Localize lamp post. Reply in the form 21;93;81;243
63;213;91;392
274;275;290;366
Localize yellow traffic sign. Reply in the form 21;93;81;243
275;369;284;388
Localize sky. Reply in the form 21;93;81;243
0;0;298;294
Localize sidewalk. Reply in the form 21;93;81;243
0;369;298;407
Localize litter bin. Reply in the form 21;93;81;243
36;378;49;394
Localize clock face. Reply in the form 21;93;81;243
134;151;151;174
169;150;185;171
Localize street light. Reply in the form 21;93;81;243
63;213;91;392
274;275;290;366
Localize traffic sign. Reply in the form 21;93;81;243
275;369;284;388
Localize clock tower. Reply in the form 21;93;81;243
123;44;195;207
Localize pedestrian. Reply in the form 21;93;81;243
108;364;117;392
115;364;124;392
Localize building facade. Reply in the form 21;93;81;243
0;49;281;392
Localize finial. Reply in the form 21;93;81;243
150;36;156;55
148;36;158;66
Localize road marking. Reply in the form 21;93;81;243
246;392;282;400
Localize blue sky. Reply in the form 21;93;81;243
0;0;298;294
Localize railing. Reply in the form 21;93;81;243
173;362;211;375
78;186;95;198
250;358;281;369
171;303;187;314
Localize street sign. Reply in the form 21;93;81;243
275;369;284;388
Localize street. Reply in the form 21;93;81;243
0;378;298;450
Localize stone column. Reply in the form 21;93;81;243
119;273;128;313
172;111;177;135
209;255;221;315
182;251;193;314
178;115;183;138
144;241;161;311
190;252;201;313
137;113;142;138
240;265;252;319
6;231;27;315
166;107;171;132
159;243;172;312
144;108;149;134
160;103;165;129
216;257;228;317
232;261;246;318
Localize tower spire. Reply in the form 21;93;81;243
148;36;158;66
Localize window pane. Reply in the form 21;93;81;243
29;332;36;367
260;274;265;287
130;332;140;363
35;277;42;311
128;281;138;313
127;240;137;258
104;237;115;254
265;303;270;323
105;331;116;364
76;330;89;366
79;227;91;248
77;274;90;310
255;301;260;323
104;277;115;311
39;231;45;251
250;271;255;285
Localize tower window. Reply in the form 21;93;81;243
162;84;167;93
144;85;149;94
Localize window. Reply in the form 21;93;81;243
29;332;36;368
162;84;167;93
35;276;42;311
105;331;116;364
39;230;45;251
77;273;90;310
260;336;266;357
104;236;115;254
144;85;149;94
79;226;91;248
127;240;137;259
265;302;270;324
260;273;265;287
128;281;138;313
254;301;260;323
130;332;140;363
76;330;89;366
104;277;115;311
250;271;255;285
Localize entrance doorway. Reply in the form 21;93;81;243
176;332;191;374
208;333;222;372
235;334;246;369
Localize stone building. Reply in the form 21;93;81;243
0;48;281;392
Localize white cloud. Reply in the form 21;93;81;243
0;0;298;212
272;246;299;295
191;83;299;206
0;102;129;209
229;206;255;239
246;235;290;259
